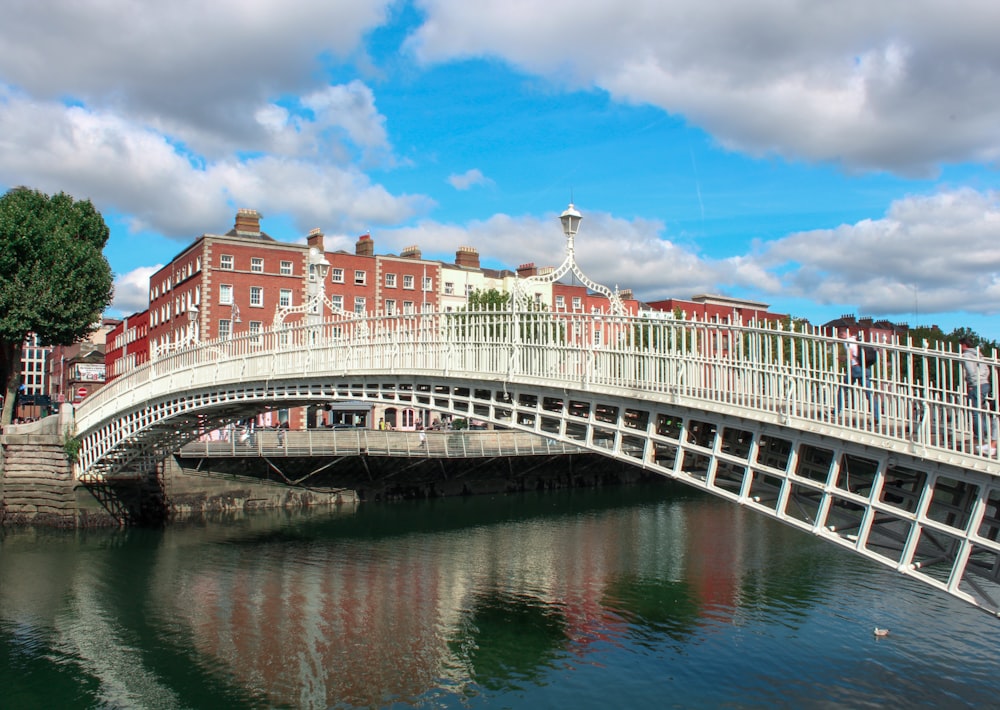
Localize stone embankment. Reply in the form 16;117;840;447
0;410;101;527
1;412;353;527
3;415;657;528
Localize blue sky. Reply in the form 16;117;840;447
2;1;1000;337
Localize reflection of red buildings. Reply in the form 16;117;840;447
170;498;755;706
182;548;444;708
684;501;741;620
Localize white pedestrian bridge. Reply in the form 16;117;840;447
73;306;1000;615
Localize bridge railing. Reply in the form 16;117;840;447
77;306;999;463
178;428;584;459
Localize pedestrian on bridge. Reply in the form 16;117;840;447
835;328;880;425
961;338;997;456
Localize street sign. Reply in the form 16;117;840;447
77;387;87;399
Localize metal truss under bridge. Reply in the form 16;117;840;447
72;306;1000;615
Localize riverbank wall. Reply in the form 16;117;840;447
2;420;659;527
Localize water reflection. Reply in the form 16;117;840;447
2;484;998;708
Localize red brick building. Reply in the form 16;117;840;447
373;245;440;315
105;310;150;382
552;282;640;316
645;294;785;325
822;315;908;343
146;209;310;355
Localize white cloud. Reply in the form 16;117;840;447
407;0;1000;175
379;210;720;301
758;188;1000;315
448;169;493;190
374;188;1000;321
0;89;428;239
112;266;162;316
0;1;393;155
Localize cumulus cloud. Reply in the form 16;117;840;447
757;188;1000;315
378;209;721;301
407;0;1000;175
0;89;428;238
448;169;493;190
0;1;393;155
112;266;162;316
371;188;1000;321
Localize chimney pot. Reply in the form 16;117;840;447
234;208;261;235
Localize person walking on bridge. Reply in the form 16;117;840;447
960;337;997;456
835;328;880;425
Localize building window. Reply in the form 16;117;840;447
403;301;415;314
330;294;343;310
219;254;234;270
403;275;414;290
423;276;433;291
354;270;366;285
385;299;396;315
572;297;582;311
385;273;396;288
249;320;263;345
354;296;366;314
465;284;474;296
555;295;566;309
331;268;344;283
444;282;455;295
218;319;232;339
251;257;263;273
219;284;233;305
280;260;292;276
279;289;292;308
249;286;263;307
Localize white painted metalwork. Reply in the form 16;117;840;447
511;203;625;315
73;305;1000;614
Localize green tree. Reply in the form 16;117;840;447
0;187;114;425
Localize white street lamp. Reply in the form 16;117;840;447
187;304;199;344
511;202;623;316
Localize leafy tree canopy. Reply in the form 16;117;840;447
467;288;511;310
0;187;114;424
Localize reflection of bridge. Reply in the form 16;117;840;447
73;306;1000;614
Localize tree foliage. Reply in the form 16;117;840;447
0;187;114;425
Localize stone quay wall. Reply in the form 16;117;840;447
0;411;98;527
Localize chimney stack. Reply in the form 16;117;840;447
455;246;480;268
517;262;537;277
234;208;261;236
307;227;324;250
401;245;422;259
355;233;374;256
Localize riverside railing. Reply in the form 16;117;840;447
76;306;1000;466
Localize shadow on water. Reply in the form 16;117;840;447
449;590;570;693
188;479;702;547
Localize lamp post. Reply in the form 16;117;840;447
559;202;582;253
229;301;241;340
511;202;623;316
307;246;331;332
187;304;199;345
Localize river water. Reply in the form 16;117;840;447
2;481;998;709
